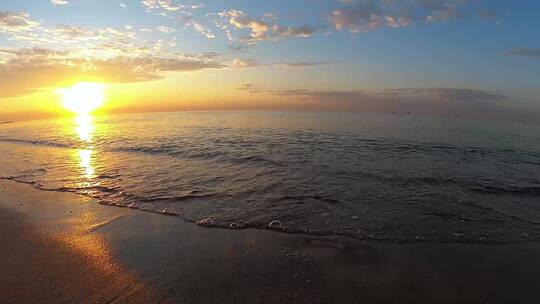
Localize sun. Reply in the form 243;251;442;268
59;82;105;115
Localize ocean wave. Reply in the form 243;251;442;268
276;195;341;205
0;138;72;148
2;133;539;168
2;137;538;202
2;175;540;244
471;185;540;196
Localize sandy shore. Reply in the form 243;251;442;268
1;179;540;304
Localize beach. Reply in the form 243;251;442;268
2;179;540;304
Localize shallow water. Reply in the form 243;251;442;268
1;111;540;243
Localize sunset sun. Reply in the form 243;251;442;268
59;82;105;115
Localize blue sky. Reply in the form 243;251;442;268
0;1;539;121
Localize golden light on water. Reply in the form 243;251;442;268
78;149;95;179
60;88;99;183
59;82;105;115
74;119;96;183
75;114;95;142
58;83;100;182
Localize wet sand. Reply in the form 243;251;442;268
1;179;540;304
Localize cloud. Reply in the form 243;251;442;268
0;16;141;52
331;0;389;33
378;88;505;102
236;83;263;94
0;47;225;98
229;58;334;69
218;10;317;44
218;10;272;41
140;0;215;39
419;0;465;22
51;0;69;5
156;26;177;33
0;46;330;98
266;89;374;104
272;24;318;38
330;0;469;33
189;21;215;38
178;15;216;39
264;87;505;103
272;61;335;68
505;48;540;58
0;11;40;32
141;0;182;13
235;85;529;120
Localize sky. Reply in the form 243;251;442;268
0;0;539;122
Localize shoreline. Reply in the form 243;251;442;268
2;179;540;303
3;177;535;246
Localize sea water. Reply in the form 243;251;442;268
1;111;539;243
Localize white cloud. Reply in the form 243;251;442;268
184;18;215;39
141;0;183;13
140;1;215;39
51;0;69;5
156;26;177;33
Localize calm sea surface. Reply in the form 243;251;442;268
1;111;540;243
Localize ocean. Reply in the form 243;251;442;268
1;111;539;243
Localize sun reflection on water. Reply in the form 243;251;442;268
75;114;95;142
78;149;95;179
72;114;98;186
